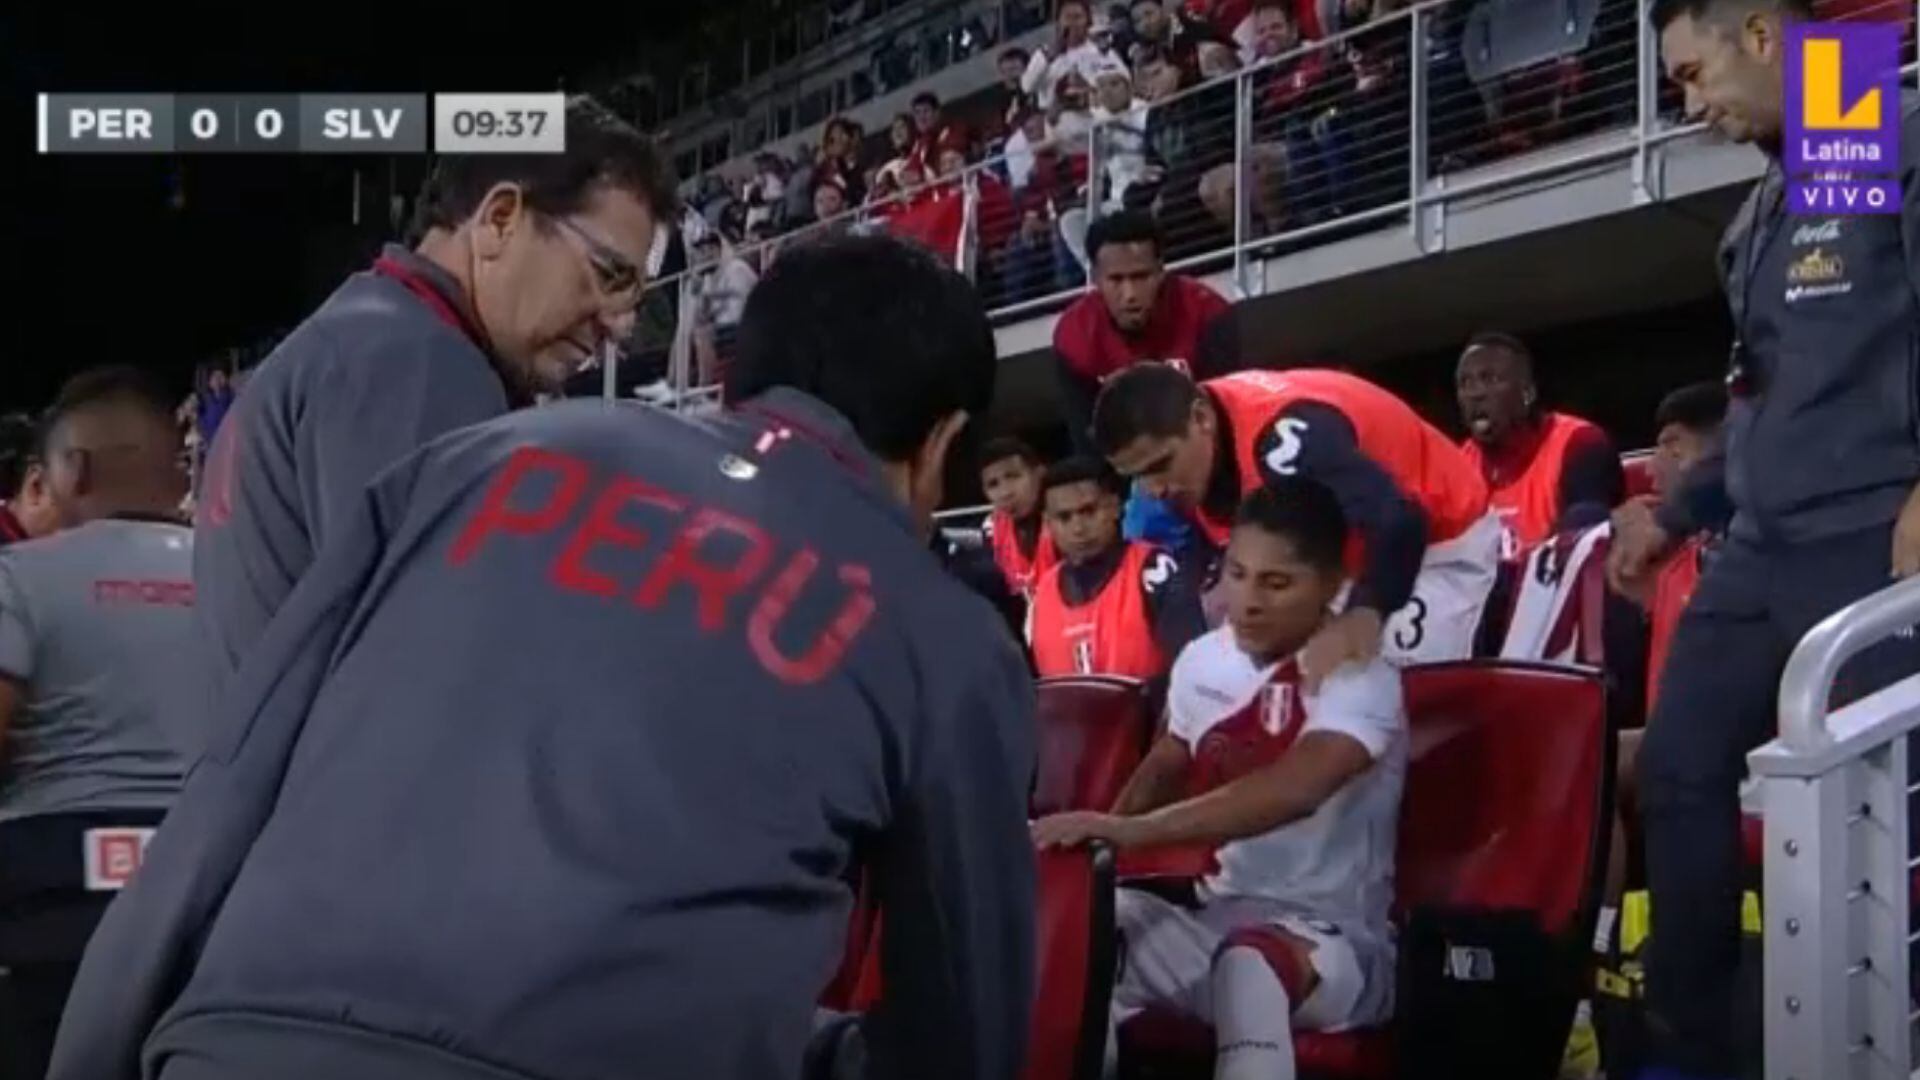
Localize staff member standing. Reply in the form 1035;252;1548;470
194;96;676;679
1616;1;1920;1075
1454;331;1622;556
0;369;198;1080
52;237;1035;1080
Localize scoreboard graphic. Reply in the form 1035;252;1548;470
36;92;567;154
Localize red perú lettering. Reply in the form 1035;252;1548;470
93;579;195;607
448;447;878;685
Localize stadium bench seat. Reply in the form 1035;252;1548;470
823;847;1118;1080
1117;661;1613;1079
1032;676;1157;816
1621;449;1655;500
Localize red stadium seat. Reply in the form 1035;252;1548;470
829;847;1118;1080
1024;845;1119;1080
1032;676;1157;815
1621;449;1655;500
1118;661;1613;1078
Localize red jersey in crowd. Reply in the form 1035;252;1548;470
1459;411;1621;557
987;508;1058;598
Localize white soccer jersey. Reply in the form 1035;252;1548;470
1165;626;1407;939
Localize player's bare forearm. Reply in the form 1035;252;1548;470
1108;734;1191;816
1129;731;1371;849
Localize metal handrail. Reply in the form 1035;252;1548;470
1776;573;1920;752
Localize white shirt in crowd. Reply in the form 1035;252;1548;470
1165;625;1408;940
693;253;759;329
1022;41;1112;110
1091;98;1152;211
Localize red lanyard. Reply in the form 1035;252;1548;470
371;255;488;352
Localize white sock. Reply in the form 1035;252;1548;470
1210;945;1297;1080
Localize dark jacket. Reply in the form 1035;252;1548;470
1664;96;1920;546
51;391;1037;1080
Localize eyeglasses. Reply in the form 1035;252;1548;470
551;216;644;304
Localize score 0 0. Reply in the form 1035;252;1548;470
175;97;297;152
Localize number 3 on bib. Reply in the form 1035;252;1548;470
1262;417;1309;476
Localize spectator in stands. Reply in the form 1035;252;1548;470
1090;56;1153;214
191;97;675;686
0;413;59;545
1324;0;1411;210
782;142;816;223
54;234;1036;1080
689;233;759;364
885;113;916;172
1093;364;1498;673
1052;210;1235;454
1618;2;1920;1075
1454;331;1622;557
802;176;850;232
816;118;868;207
1024;0;1108;110
0;368;197;1080
1250;0;1347;224
1136;45;1236;257
1026;456;1205;681
1129;0;1218;81
1033;478;1405;1080
909;92;963;169
981;437;1059;597
990;47;1037;140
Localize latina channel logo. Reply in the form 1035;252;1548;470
1784;20;1901;215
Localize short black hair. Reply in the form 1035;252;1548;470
43;366;177;445
1649;0;1813;31
980;436;1042;472
912;91;942;110
0;413;41;497
1000;46;1031;64
411;96;678;237
1041;455;1123;499
728;234;997;463
1234;477;1348;573
1092;362;1199;455
1654;380;1729;434
1085;209;1164;265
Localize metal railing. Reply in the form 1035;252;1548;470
589;0;1912;411
1752;571;1920;1080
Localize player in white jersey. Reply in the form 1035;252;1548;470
1034;476;1407;1080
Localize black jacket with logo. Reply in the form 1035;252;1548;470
1663;96;1920;546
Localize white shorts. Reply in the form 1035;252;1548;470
1113;888;1394;1034
1376;512;1501;666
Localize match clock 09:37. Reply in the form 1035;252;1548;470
431;93;566;154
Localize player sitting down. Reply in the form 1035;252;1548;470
1033;478;1406;1080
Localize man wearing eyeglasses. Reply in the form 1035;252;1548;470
192;96;677;689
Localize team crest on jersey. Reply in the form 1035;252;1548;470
1260;680;1300;738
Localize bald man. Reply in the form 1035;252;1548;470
1454;332;1623;557
0;367;200;1080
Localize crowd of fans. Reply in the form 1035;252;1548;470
663;0;1638;354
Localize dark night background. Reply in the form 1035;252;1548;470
0;9;733;414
